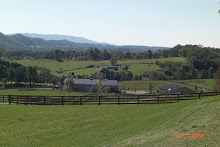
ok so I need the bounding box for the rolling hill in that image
[0,32,169,52]
[10,33,102,44]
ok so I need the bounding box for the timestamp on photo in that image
[175,133,205,138]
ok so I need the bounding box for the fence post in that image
[8,95,11,105]
[99,95,101,105]
[16,95,18,104]
[118,95,120,105]
[26,95,28,105]
[3,95,4,102]
[31,96,33,105]
[157,94,159,104]
[199,92,201,99]
[137,95,140,104]
[80,96,82,105]
[177,94,179,102]
[44,95,46,105]
[62,96,64,105]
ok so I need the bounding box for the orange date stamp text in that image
[175,133,205,138]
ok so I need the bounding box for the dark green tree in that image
[124,65,129,70]
[95,72,108,94]
[27,66,38,88]
[64,75,75,96]
[148,83,153,94]
[215,67,220,91]
[208,67,215,78]
[148,49,152,59]
[54,49,61,61]
[110,57,118,66]
[8,68,15,84]
[0,51,3,58]
[0,65,8,80]
[15,66,27,84]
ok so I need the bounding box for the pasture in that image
[118,80,202,93]
[173,79,216,91]
[0,89,89,96]
[0,95,219,146]
[118,80,174,92]
[10,57,186,76]
[187,79,216,90]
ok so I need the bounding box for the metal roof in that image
[72,78,118,86]
[160,84,183,91]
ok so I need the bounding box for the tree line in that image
[0,59,55,88]
[1,44,220,83]
[2,45,219,63]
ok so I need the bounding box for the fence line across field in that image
[1,92,219,105]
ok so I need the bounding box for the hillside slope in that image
[15,33,101,44]
[0,32,169,52]
[0,95,219,146]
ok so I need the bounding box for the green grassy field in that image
[128,64,161,76]
[0,95,219,146]
[187,79,216,90]
[118,80,174,92]
[118,80,202,93]
[0,89,89,96]
[172,79,216,91]
[10,57,186,76]
[118,57,186,65]
[118,79,216,93]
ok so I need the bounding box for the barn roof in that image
[72,78,118,86]
[160,84,183,91]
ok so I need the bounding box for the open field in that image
[118,80,174,92]
[0,89,89,96]
[118,79,216,93]
[118,57,186,64]
[128,64,161,76]
[118,80,201,93]
[9,57,186,76]
[187,79,216,90]
[173,79,216,91]
[0,95,219,146]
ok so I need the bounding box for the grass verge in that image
[0,95,219,146]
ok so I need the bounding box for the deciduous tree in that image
[110,57,118,66]
[215,67,220,91]
[64,75,75,96]
[148,83,153,94]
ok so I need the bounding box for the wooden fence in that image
[0,95,8,103]
[2,92,219,105]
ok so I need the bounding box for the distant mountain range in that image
[0,32,169,52]
[10,33,103,44]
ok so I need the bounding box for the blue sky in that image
[1,0,220,48]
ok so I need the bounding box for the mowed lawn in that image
[0,95,219,146]
[0,89,89,96]
[9,57,186,76]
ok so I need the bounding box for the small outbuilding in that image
[55,70,63,75]
[160,84,195,94]
[107,66,118,70]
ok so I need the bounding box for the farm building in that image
[160,84,195,94]
[65,78,118,93]
[107,66,118,70]
[55,70,63,75]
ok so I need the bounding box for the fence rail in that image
[0,95,8,102]
[2,92,219,105]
